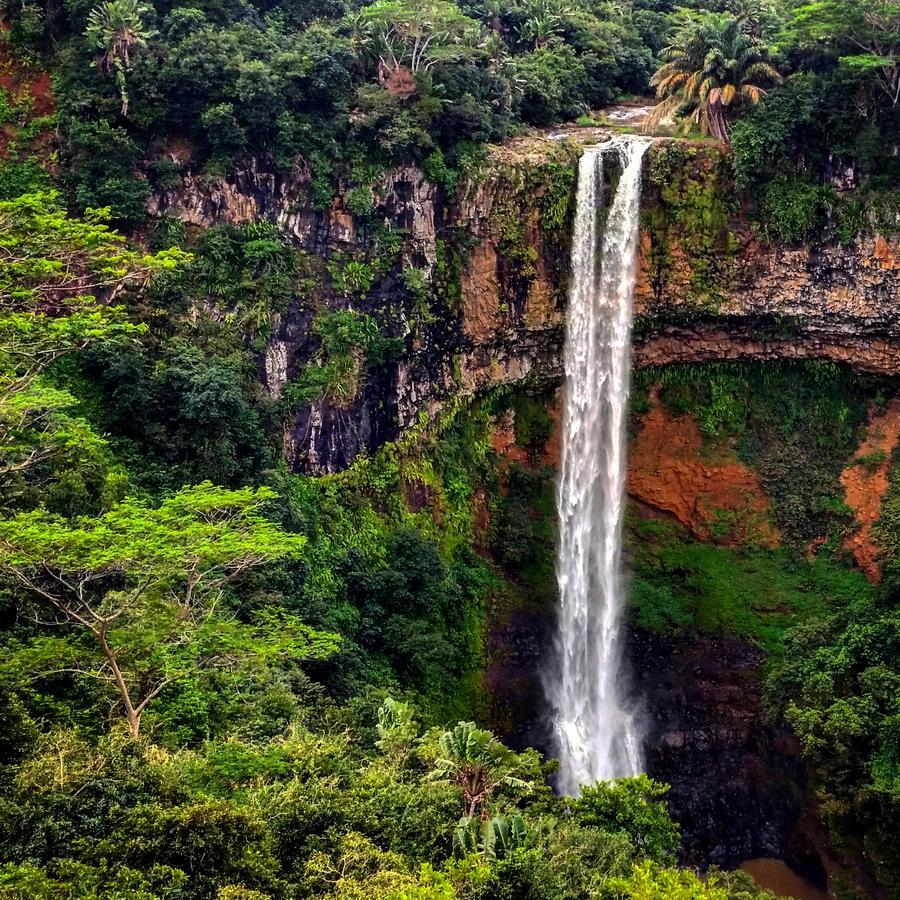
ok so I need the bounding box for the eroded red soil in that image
[626,394,780,547]
[839,399,900,581]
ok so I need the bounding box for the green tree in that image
[0,483,334,737]
[357,0,487,78]
[647,13,781,143]
[375,697,419,764]
[515,0,570,50]
[571,775,680,864]
[452,813,530,861]
[789,0,900,106]
[609,860,759,899]
[0,858,179,899]
[0,192,187,485]
[427,721,530,818]
[85,0,157,116]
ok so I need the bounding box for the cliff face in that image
[149,138,897,890]
[630,630,812,873]
[635,142,900,374]
[149,139,577,473]
[149,136,900,473]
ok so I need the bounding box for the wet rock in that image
[630,630,807,870]
[147,141,900,474]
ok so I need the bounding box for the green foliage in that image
[571,776,681,865]
[83,341,275,489]
[610,860,770,899]
[730,74,818,191]
[874,457,900,590]
[66,122,151,228]
[0,859,184,898]
[345,526,488,698]
[426,720,532,817]
[510,46,589,125]
[0,191,184,310]
[453,814,529,862]
[327,257,376,298]
[767,585,900,889]
[0,483,330,735]
[789,0,899,108]
[376,697,419,763]
[757,176,834,244]
[3,0,900,894]
[357,0,487,75]
[187,223,300,338]
[647,12,781,143]
[84,0,157,116]
[0,191,186,492]
[628,513,873,655]
[0,160,52,200]
[537,161,576,235]
[284,310,393,409]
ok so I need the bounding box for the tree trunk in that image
[708,100,730,145]
[126,708,141,738]
[97,628,141,737]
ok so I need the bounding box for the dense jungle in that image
[0,0,898,896]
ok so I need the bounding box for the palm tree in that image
[646,13,780,144]
[453,813,530,860]
[515,0,570,49]
[85,0,156,116]
[731,0,767,38]
[428,722,530,819]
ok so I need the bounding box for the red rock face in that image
[0,38,55,163]
[627,392,780,547]
[635,327,900,375]
[840,399,900,581]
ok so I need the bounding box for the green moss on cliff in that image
[471,140,579,309]
[642,141,738,311]
[628,514,871,657]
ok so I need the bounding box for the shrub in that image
[757,176,833,244]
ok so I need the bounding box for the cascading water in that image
[549,136,650,796]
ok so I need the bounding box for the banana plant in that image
[453,814,529,861]
[428,721,530,818]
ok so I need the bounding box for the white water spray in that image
[549,136,650,795]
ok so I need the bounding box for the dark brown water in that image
[741,859,828,900]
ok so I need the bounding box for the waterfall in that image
[549,136,650,796]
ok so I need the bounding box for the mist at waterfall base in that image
[546,137,650,797]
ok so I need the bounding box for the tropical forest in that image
[0,0,897,896]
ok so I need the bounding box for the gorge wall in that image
[149,135,900,475]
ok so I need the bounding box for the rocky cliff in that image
[149,138,577,473]
[149,135,900,474]
[634,142,900,375]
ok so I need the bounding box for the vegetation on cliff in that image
[0,211,779,895]
[631,361,900,895]
[0,0,897,895]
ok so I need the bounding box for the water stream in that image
[549,136,650,795]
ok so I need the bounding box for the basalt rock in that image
[630,629,817,875]
[148,139,577,473]
[148,138,900,473]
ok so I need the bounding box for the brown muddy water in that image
[741,858,829,900]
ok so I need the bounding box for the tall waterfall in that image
[549,136,650,796]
